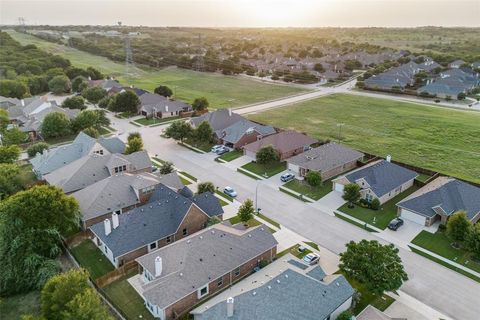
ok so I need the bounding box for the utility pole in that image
[337,123,345,140]
[18,17,26,33]
[194,33,205,72]
[119,21,135,77]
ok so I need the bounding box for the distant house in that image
[43,150,152,193]
[215,119,276,149]
[30,132,125,179]
[72,171,184,228]
[138,92,192,118]
[287,142,364,180]
[190,109,245,132]
[191,253,354,320]
[397,177,480,226]
[242,131,317,161]
[89,185,223,267]
[417,68,479,99]
[364,62,420,91]
[448,59,467,69]
[132,224,277,320]
[88,79,123,95]
[332,159,418,204]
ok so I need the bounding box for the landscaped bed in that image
[337,186,420,230]
[216,149,243,162]
[276,244,312,259]
[241,161,287,178]
[70,240,115,280]
[282,179,333,200]
[228,216,262,228]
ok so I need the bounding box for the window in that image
[183,228,188,236]
[234,267,240,277]
[217,277,223,287]
[198,285,209,298]
[115,210,121,215]
[115,165,128,173]
[166,236,171,243]
[150,242,157,250]
[94,149,104,155]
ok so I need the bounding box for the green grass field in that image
[7,31,307,109]
[248,94,480,183]
[0,291,40,320]
[282,179,333,200]
[241,161,287,178]
[70,240,115,280]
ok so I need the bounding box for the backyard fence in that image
[96,260,138,288]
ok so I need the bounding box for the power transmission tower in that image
[118,21,135,76]
[18,17,26,33]
[193,33,205,71]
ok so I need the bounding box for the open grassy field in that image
[0,291,40,320]
[6,30,307,109]
[248,94,480,184]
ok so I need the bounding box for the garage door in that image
[400,208,426,225]
[334,182,344,193]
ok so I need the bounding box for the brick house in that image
[215,119,276,149]
[89,185,223,267]
[132,224,277,320]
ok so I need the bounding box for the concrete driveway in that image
[310,191,346,215]
[384,220,439,243]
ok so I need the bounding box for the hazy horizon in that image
[1,0,479,28]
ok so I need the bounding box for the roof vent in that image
[276,280,280,284]
[180,272,183,277]
[267,286,271,290]
[285,274,288,278]
[248,234,252,238]
[260,228,264,231]
[187,240,191,244]
[252,291,256,296]
[200,236,203,239]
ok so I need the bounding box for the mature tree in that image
[159,161,174,175]
[125,137,143,154]
[342,183,361,208]
[27,76,49,95]
[237,199,255,223]
[256,145,279,164]
[2,127,27,145]
[305,171,321,187]
[27,142,49,157]
[446,211,471,244]
[127,132,141,142]
[0,80,28,98]
[48,75,71,94]
[457,92,466,100]
[154,85,173,97]
[81,86,107,105]
[370,198,380,210]
[0,186,80,294]
[62,96,86,110]
[313,63,325,73]
[62,287,113,320]
[72,109,109,132]
[86,67,104,80]
[339,240,408,295]
[344,59,362,71]
[97,96,113,109]
[65,67,88,80]
[164,120,193,143]
[0,109,10,131]
[192,97,209,111]
[0,164,23,200]
[466,223,480,260]
[82,127,100,138]
[45,68,66,81]
[108,90,139,113]
[0,145,21,163]
[194,121,214,142]
[197,182,215,194]
[41,112,71,138]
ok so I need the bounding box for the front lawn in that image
[183,137,214,153]
[70,240,115,280]
[117,111,137,118]
[257,213,281,229]
[412,231,480,274]
[228,216,262,228]
[338,186,420,230]
[0,290,40,320]
[134,116,180,126]
[178,171,197,182]
[103,272,154,320]
[283,179,333,200]
[44,133,77,146]
[276,244,312,259]
[217,149,243,162]
[241,161,287,178]
[416,174,432,183]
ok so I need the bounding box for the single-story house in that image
[133,224,277,320]
[215,119,276,149]
[140,100,192,119]
[242,130,317,161]
[90,185,223,267]
[287,142,364,180]
[88,79,123,95]
[190,109,245,132]
[396,177,480,226]
[191,253,354,320]
[72,171,184,228]
[332,159,418,204]
[30,132,125,179]
[448,60,466,69]
[417,68,479,99]
[43,150,152,193]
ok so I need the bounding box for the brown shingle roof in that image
[243,131,317,155]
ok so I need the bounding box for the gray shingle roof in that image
[192,255,353,320]
[89,185,223,258]
[344,160,418,198]
[397,178,480,220]
[215,119,276,144]
[190,109,245,132]
[243,131,317,156]
[141,99,191,115]
[287,142,364,172]
[136,224,277,309]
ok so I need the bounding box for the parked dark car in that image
[388,218,404,231]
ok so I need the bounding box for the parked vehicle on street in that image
[388,218,404,231]
[302,253,319,265]
[211,145,223,153]
[223,186,237,198]
[280,172,295,182]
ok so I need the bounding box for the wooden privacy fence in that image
[96,260,138,288]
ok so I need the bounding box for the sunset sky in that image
[1,0,479,27]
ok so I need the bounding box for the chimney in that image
[228,108,232,116]
[21,99,25,107]
[112,212,119,229]
[104,219,111,236]
[386,155,392,162]
[226,297,234,317]
[88,76,91,80]
[165,105,169,112]
[155,256,163,277]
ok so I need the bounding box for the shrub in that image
[370,198,380,210]
[256,145,279,164]
[197,182,215,194]
[27,142,49,157]
[258,260,269,269]
[305,171,321,187]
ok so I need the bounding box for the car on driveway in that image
[211,145,223,153]
[302,253,319,265]
[388,218,404,231]
[216,146,230,155]
[280,172,295,182]
[223,186,237,198]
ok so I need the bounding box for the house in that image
[72,171,184,228]
[396,177,480,226]
[89,185,223,267]
[215,119,276,149]
[88,79,123,95]
[30,132,125,179]
[242,130,317,161]
[417,68,479,99]
[132,224,277,320]
[287,142,364,180]
[191,253,354,320]
[332,159,418,204]
[448,59,466,69]
[364,62,420,91]
[190,109,245,132]
[357,306,399,320]
[43,150,152,193]
[140,100,192,119]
